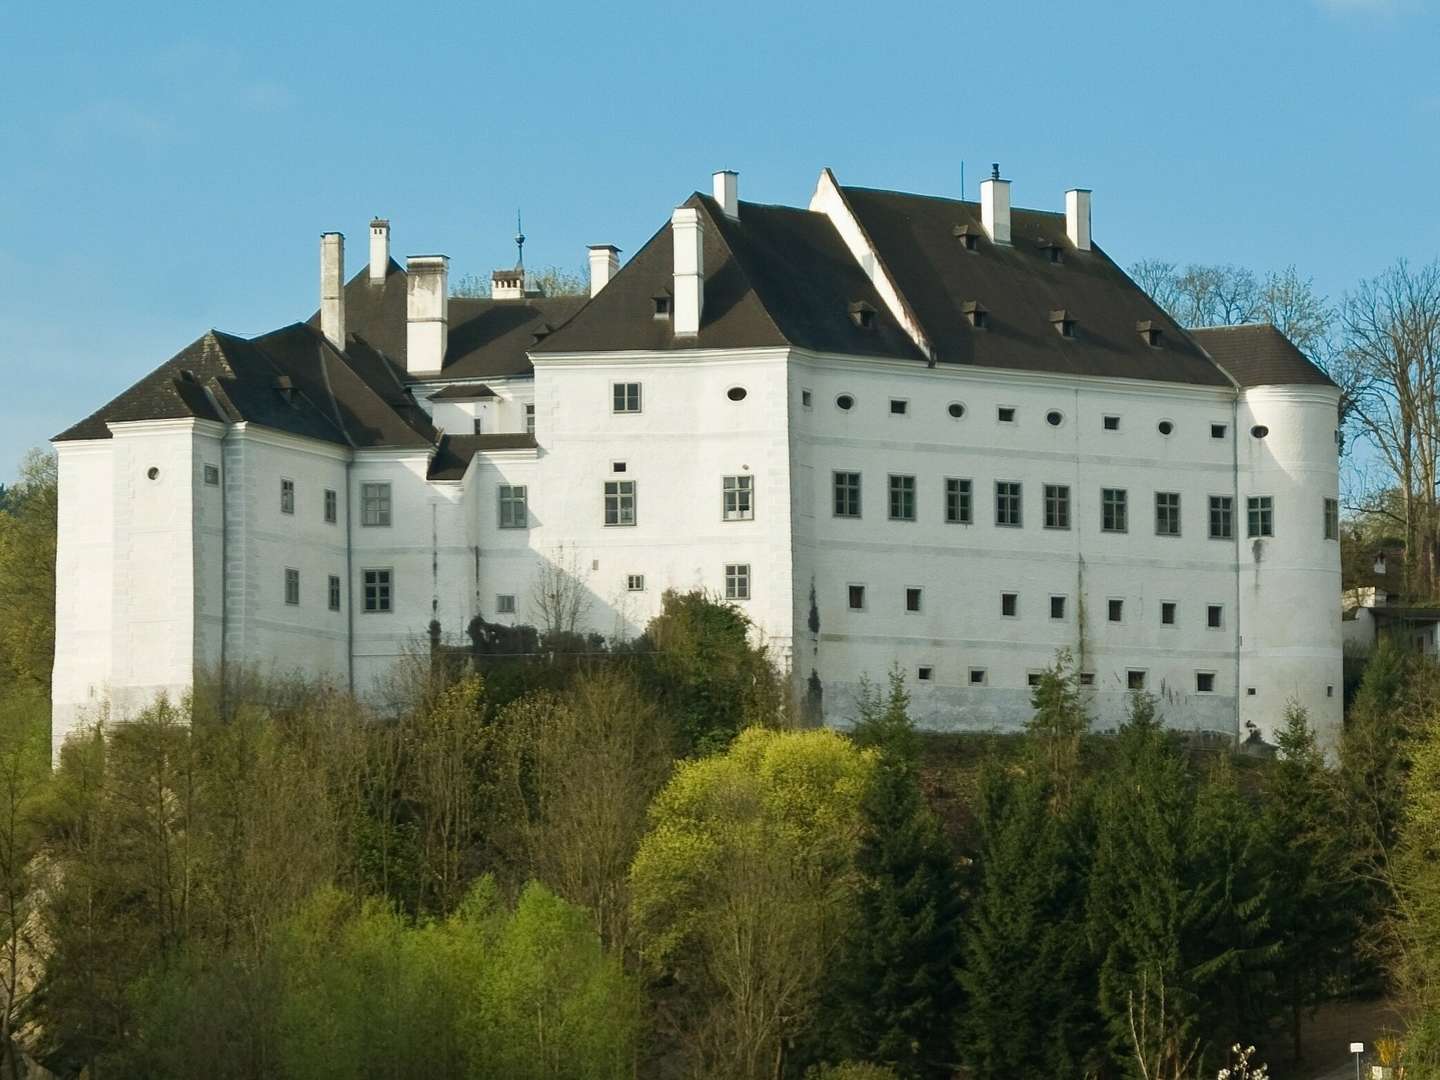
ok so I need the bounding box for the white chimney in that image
[1065,189,1092,252]
[588,245,620,297]
[369,218,390,283]
[672,207,704,335]
[320,232,345,348]
[980,164,1011,245]
[712,170,738,219]
[405,255,448,374]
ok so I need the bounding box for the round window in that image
[727,386,747,402]
[1158,420,1174,436]
[1251,425,1269,439]
[947,402,966,419]
[146,467,160,480]
[1046,410,1063,427]
[836,394,855,411]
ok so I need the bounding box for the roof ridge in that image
[840,183,1065,218]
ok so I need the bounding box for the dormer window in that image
[1136,320,1163,347]
[962,301,989,329]
[1037,239,1064,264]
[652,292,672,319]
[848,300,877,329]
[952,224,980,251]
[273,375,296,406]
[531,322,554,345]
[1048,309,1076,338]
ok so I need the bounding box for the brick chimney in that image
[405,255,448,374]
[320,232,345,348]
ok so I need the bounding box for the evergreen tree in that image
[1024,648,1088,808]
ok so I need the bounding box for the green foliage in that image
[0,449,57,692]
[1024,648,1089,805]
[1394,676,1440,1073]
[805,1064,899,1080]
[849,668,919,764]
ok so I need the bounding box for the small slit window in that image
[890,399,908,416]
[997,406,1016,423]
[1103,415,1120,432]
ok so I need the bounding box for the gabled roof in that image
[430,382,497,400]
[533,194,923,361]
[1187,324,1337,389]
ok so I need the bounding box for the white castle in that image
[50,167,1343,758]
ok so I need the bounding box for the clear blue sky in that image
[2,0,1437,481]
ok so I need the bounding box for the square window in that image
[1247,495,1274,538]
[1108,598,1124,623]
[1209,496,1234,540]
[1001,592,1018,618]
[363,568,393,613]
[1027,672,1044,688]
[848,584,866,611]
[1079,672,1096,687]
[525,403,536,435]
[284,568,299,606]
[1044,484,1070,529]
[906,587,922,613]
[324,488,338,524]
[1103,415,1121,431]
[801,388,813,409]
[498,484,528,528]
[1324,497,1339,541]
[1127,669,1147,691]
[496,593,517,614]
[1161,601,1176,625]
[1155,492,1181,536]
[328,574,341,611]
[1208,604,1224,629]
[723,475,755,521]
[612,382,642,413]
[833,471,862,518]
[890,399,909,416]
[280,478,295,515]
[997,406,1016,423]
[1050,595,1066,620]
[945,478,973,524]
[1247,686,1257,697]
[1211,423,1228,439]
[361,482,392,526]
[888,474,917,521]
[969,668,987,686]
[995,481,1022,527]
[203,464,220,486]
[604,480,637,526]
[1196,672,1216,693]
[725,563,751,600]
[1102,488,1128,532]
[917,665,933,682]
[627,574,645,592]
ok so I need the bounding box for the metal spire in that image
[515,210,525,269]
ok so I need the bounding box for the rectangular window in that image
[496,594,516,614]
[848,584,866,611]
[995,481,1022,527]
[284,568,299,606]
[1044,484,1071,529]
[801,388,813,409]
[997,406,1016,423]
[280,478,295,515]
[1209,496,1233,540]
[969,668,987,686]
[889,399,909,416]
[888,475,916,521]
[498,485,528,529]
[203,464,220,486]
[604,480,636,526]
[1102,488,1128,533]
[725,563,751,600]
[1103,415,1120,431]
[1208,604,1224,629]
[1079,672,1096,687]
[1001,592,1018,617]
[1196,672,1216,693]
[1211,423,1228,439]
[473,417,484,434]
[328,574,341,611]
[1050,595,1066,620]
[1027,672,1044,688]
[1108,598,1124,623]
[906,587,922,613]
[612,461,627,473]
[627,574,645,592]
[1324,497,1339,541]
[1161,601,1177,625]
[1247,496,1274,538]
[723,475,755,521]
[362,569,393,613]
[945,478,973,524]
[1155,492,1181,536]
[324,488,337,524]
[1127,670,1147,691]
[361,482,392,527]
[525,403,536,435]
[612,382,641,413]
[833,471,862,518]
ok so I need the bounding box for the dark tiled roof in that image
[427,433,538,480]
[835,185,1232,386]
[1188,324,1337,389]
[534,195,923,361]
[430,382,497,400]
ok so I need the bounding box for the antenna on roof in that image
[515,210,526,269]
[960,161,964,200]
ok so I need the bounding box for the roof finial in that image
[515,210,526,269]
[991,161,1000,180]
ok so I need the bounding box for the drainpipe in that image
[1232,393,1242,745]
[345,454,355,695]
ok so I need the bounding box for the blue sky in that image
[2,0,1437,481]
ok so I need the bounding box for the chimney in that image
[369,218,390,283]
[405,255,449,374]
[320,232,346,348]
[712,170,738,219]
[672,207,704,335]
[980,163,1011,245]
[588,245,620,297]
[1065,189,1092,251]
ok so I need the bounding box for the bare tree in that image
[451,264,588,299]
[530,546,594,644]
